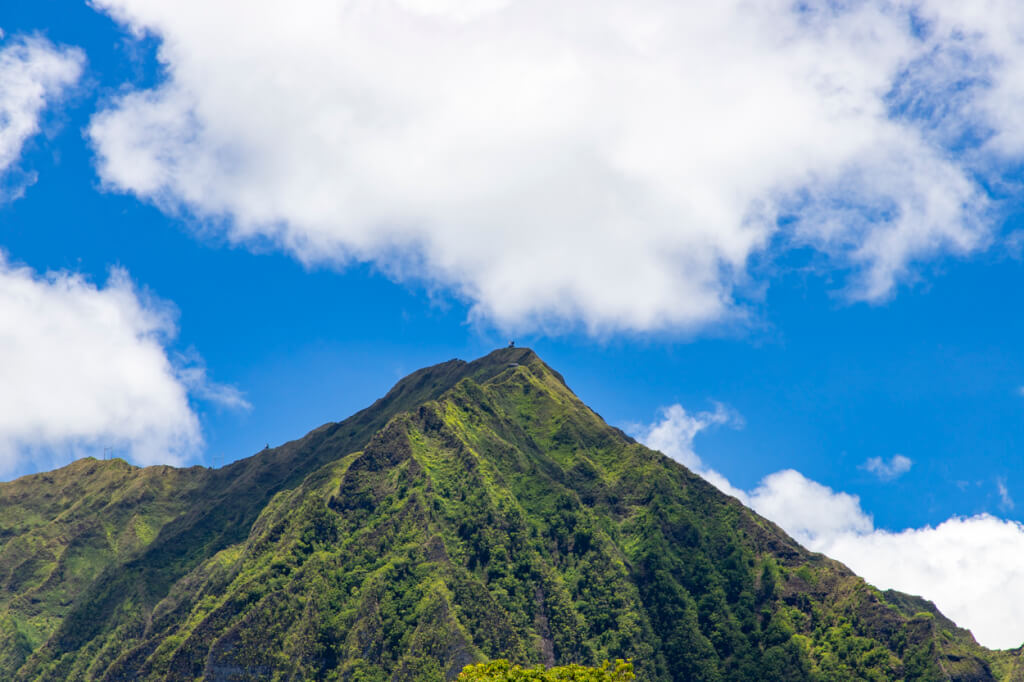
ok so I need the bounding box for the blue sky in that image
[5,0,1024,648]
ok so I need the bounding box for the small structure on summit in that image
[508,340,515,348]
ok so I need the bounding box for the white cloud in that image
[862,453,913,481]
[0,34,83,199]
[997,477,1015,511]
[632,403,748,501]
[632,403,732,471]
[83,0,1024,333]
[174,350,251,411]
[747,469,874,545]
[0,254,242,473]
[637,404,1024,650]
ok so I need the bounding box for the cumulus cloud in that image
[0,254,242,473]
[747,469,875,545]
[0,34,83,199]
[637,404,1024,650]
[83,0,1024,333]
[632,403,748,500]
[862,453,913,481]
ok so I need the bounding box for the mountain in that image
[1,348,1021,680]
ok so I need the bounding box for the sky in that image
[4,0,1024,649]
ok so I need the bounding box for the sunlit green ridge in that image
[1,349,1020,680]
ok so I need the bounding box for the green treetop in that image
[459,659,635,681]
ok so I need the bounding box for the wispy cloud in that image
[174,351,251,411]
[0,34,83,201]
[997,477,1015,512]
[862,454,913,481]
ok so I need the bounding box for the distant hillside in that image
[2,348,1021,680]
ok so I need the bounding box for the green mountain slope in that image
[3,348,1022,680]
[7,351,531,677]
[0,458,210,673]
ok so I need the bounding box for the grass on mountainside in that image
[0,458,211,672]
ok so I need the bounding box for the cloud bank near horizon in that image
[636,403,1024,650]
[85,0,1024,333]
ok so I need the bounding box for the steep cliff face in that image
[2,349,1016,680]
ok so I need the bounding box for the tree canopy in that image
[459,659,635,681]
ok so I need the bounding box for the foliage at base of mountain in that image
[2,348,1022,681]
[458,659,635,680]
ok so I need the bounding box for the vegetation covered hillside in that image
[0,459,209,673]
[2,348,1021,680]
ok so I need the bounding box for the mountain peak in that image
[351,346,560,432]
